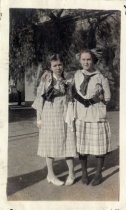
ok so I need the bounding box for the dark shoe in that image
[91,174,103,186]
[82,175,89,185]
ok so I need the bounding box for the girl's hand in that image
[94,89,104,102]
[99,94,104,101]
[37,120,41,129]
[37,111,42,128]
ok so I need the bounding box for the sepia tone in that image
[8,9,120,200]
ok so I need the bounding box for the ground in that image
[7,108,119,201]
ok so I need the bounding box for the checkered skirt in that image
[76,119,111,155]
[38,96,76,157]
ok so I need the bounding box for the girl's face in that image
[80,52,94,72]
[50,59,63,77]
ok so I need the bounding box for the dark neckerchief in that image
[80,73,96,96]
[42,76,67,102]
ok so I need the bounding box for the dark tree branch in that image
[57,9,64,18]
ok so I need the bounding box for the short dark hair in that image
[47,53,65,78]
[79,49,98,64]
[49,53,63,63]
[46,53,63,70]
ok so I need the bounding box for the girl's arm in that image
[32,79,45,128]
[72,84,101,107]
[71,71,102,107]
[32,79,45,112]
[102,77,111,104]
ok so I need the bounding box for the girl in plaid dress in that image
[72,49,111,186]
[32,54,76,186]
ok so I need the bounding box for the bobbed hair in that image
[47,53,65,78]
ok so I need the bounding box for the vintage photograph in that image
[7,8,120,201]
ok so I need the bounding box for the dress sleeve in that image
[32,79,45,113]
[102,76,111,102]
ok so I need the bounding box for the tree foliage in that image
[9,9,120,110]
[9,9,38,80]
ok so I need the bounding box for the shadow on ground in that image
[58,147,119,184]
[9,108,36,122]
[7,147,119,196]
[7,167,47,196]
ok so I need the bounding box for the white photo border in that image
[0,0,126,209]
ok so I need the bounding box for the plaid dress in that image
[32,73,76,158]
[74,69,111,155]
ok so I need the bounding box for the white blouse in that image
[66,69,111,125]
[74,69,111,122]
